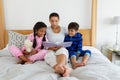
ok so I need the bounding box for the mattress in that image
[0,46,120,80]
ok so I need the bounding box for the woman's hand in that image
[48,46,62,51]
[57,46,63,50]
[48,47,58,51]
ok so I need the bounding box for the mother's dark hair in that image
[49,12,59,20]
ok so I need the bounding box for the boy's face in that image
[68,29,77,37]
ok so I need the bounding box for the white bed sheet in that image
[0,46,120,80]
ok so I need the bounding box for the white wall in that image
[3,0,91,30]
[97,0,120,50]
[3,0,120,51]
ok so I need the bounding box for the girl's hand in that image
[23,50,30,55]
[31,49,38,54]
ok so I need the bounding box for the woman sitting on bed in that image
[44,12,71,77]
[9,22,48,64]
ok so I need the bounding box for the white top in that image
[46,27,67,44]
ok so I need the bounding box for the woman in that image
[45,12,71,77]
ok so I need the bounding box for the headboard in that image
[4,29,91,46]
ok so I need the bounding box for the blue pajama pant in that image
[69,50,91,58]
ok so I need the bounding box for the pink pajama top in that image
[21,33,47,52]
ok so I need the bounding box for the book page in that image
[58,42,72,47]
[43,42,72,48]
[43,42,57,48]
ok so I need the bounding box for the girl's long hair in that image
[33,22,47,49]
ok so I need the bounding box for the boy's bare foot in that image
[63,66,72,77]
[73,62,86,69]
[78,62,86,66]
[72,63,79,69]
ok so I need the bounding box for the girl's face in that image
[68,29,77,37]
[36,27,46,37]
[49,17,59,28]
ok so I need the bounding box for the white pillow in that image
[8,31,28,49]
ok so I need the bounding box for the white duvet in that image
[0,46,120,80]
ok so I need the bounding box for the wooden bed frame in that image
[0,0,97,49]
[4,29,91,47]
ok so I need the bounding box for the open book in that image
[43,42,72,48]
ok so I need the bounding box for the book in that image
[43,42,72,48]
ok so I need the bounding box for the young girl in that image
[45,12,71,77]
[9,22,48,64]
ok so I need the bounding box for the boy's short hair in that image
[68,22,79,31]
[49,12,59,19]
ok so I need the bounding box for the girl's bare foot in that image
[25,61,33,64]
[63,66,72,77]
[17,61,25,64]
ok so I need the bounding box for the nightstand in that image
[101,45,120,66]
[101,45,113,58]
[108,50,120,66]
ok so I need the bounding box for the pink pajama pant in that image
[9,45,47,62]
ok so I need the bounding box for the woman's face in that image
[49,17,59,28]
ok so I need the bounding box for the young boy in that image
[64,22,91,69]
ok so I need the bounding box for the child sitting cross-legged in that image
[64,22,91,69]
[9,22,48,64]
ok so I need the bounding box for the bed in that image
[0,30,120,80]
[0,45,120,80]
